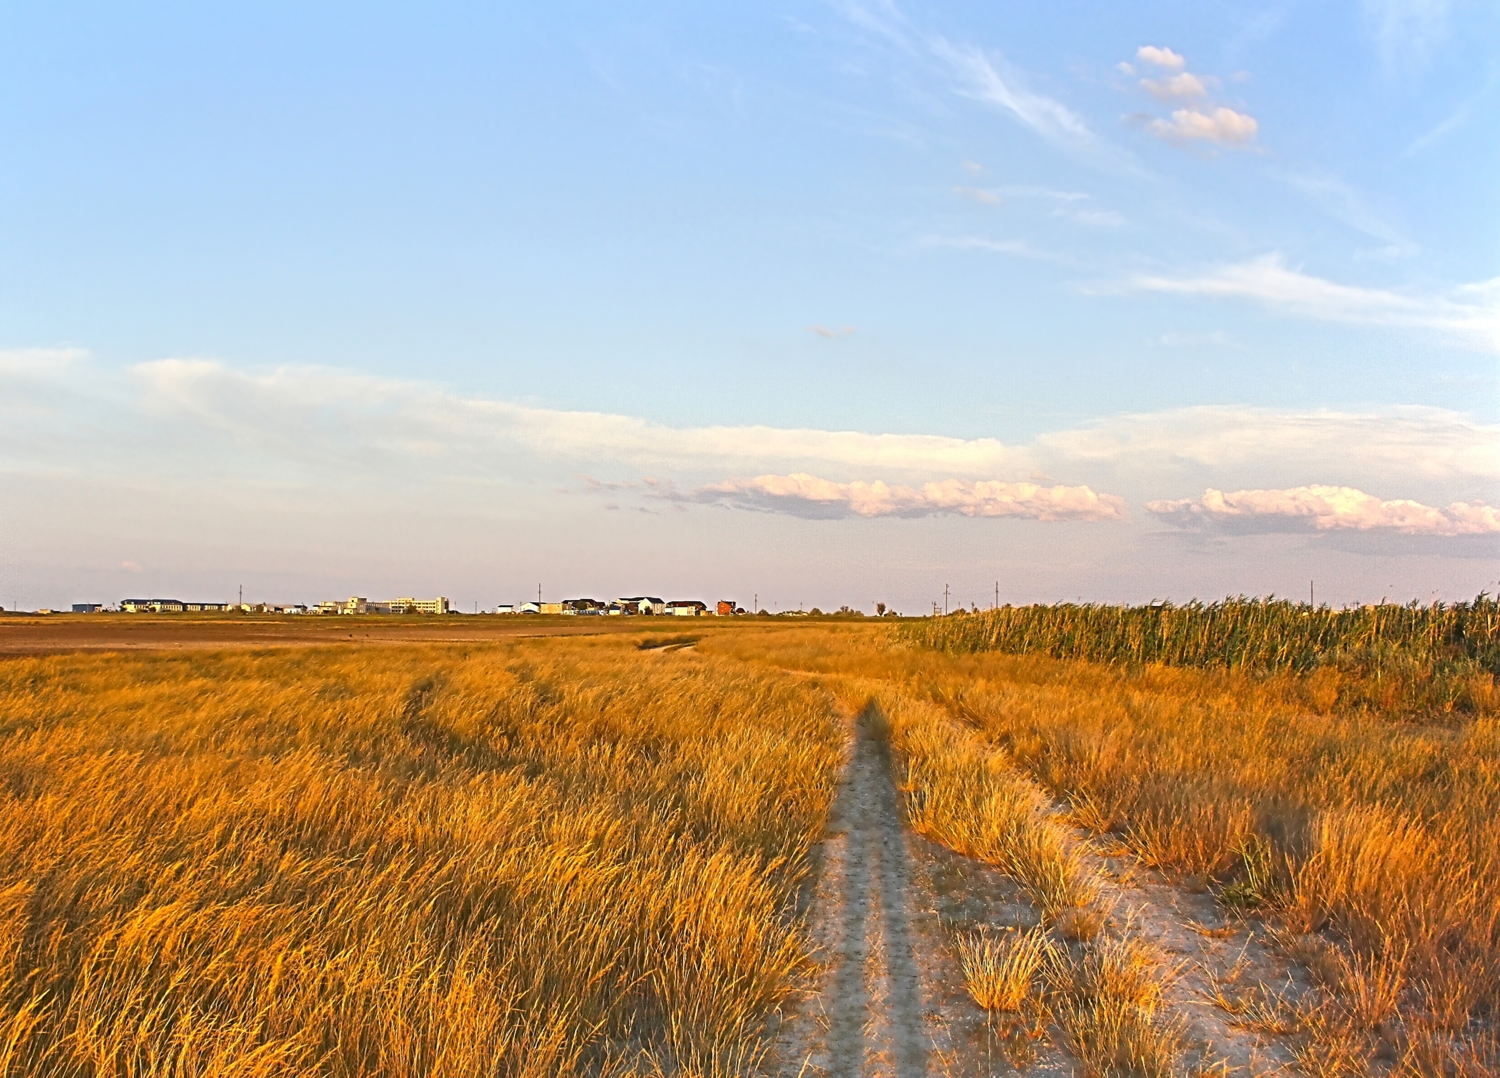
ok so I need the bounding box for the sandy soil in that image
[1083,839,1307,1076]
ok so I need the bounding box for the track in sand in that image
[771,702,1305,1077]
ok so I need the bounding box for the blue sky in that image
[2,0,1497,612]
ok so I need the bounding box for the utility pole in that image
[1310,580,1314,608]
[753,592,757,614]
[994,581,999,610]
[239,584,243,607]
[943,583,950,615]
[538,583,542,604]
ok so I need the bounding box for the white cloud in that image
[926,235,1071,263]
[1136,46,1186,71]
[129,359,1028,477]
[931,38,1097,152]
[1273,170,1410,248]
[1118,254,1500,351]
[1148,485,1499,536]
[954,185,1003,205]
[1149,106,1258,146]
[7,357,1494,524]
[1057,207,1126,228]
[1141,73,1209,100]
[695,473,1127,521]
[1039,405,1500,482]
[808,325,857,338]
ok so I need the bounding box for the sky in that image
[2,0,1498,613]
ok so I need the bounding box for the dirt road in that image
[773,708,1075,1078]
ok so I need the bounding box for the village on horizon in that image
[30,595,904,617]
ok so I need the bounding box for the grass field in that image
[0,635,841,1076]
[1,615,1495,1076]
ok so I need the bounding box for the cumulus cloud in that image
[694,473,1127,521]
[1148,485,1500,537]
[1149,106,1258,146]
[1141,72,1209,100]
[1118,254,1500,351]
[1136,46,1186,71]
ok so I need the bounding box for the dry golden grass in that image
[957,926,1055,1013]
[0,635,843,1076]
[6,616,1494,1076]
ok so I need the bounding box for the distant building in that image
[538,602,564,615]
[121,599,185,613]
[518,602,541,614]
[716,600,738,616]
[495,604,515,614]
[618,596,665,615]
[315,596,449,615]
[665,600,708,616]
[562,598,605,615]
[72,603,103,613]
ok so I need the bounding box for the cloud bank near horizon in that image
[5,351,1496,495]
[1148,485,1500,537]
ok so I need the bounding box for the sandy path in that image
[772,707,930,1076]
[771,708,1078,1078]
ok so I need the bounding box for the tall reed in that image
[904,597,1500,716]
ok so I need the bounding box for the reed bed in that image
[0,637,843,1077]
[904,598,1500,717]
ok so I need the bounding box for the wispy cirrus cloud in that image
[1363,0,1451,73]
[924,235,1072,264]
[1114,254,1500,351]
[1148,485,1499,536]
[1272,170,1414,254]
[693,473,1127,521]
[931,38,1097,153]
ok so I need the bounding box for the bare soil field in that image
[0,613,715,654]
